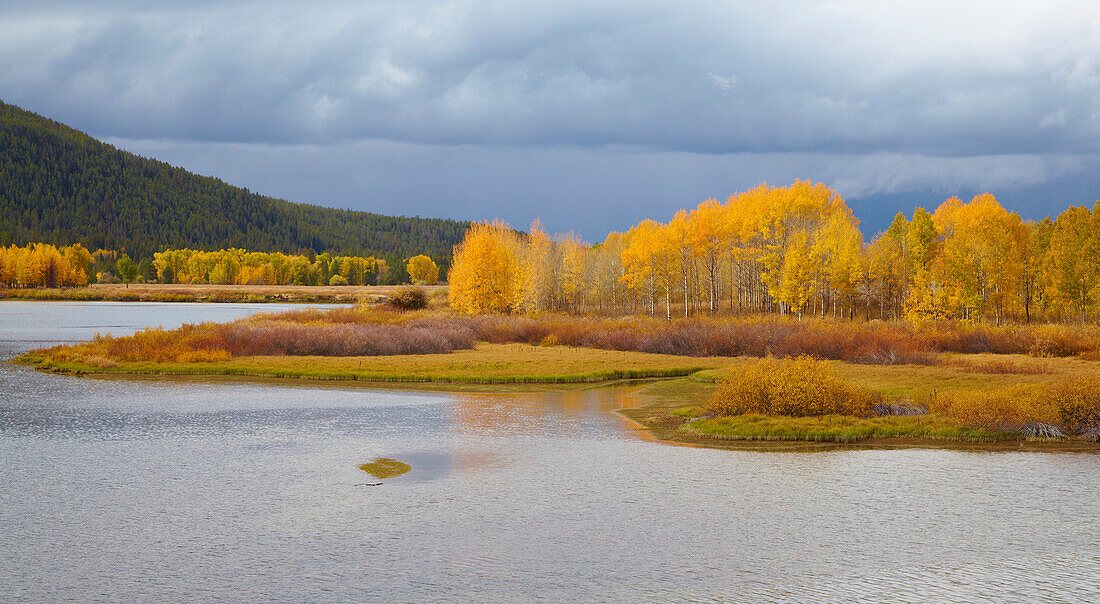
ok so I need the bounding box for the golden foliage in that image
[406,255,440,285]
[152,248,387,286]
[0,243,93,287]
[448,220,522,313]
[444,182,1100,325]
[705,356,878,417]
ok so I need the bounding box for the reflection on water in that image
[2,302,1099,602]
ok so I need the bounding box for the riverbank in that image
[617,370,1100,451]
[16,341,1100,450]
[0,283,447,304]
[11,302,1100,450]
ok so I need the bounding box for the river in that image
[1,301,1098,602]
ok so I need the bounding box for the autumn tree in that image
[407,255,440,285]
[448,220,521,314]
[1043,205,1100,322]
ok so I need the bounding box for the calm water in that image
[1,301,1098,602]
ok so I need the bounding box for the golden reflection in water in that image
[451,392,550,437]
[559,390,584,419]
[450,383,655,441]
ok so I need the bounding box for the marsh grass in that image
[939,357,1051,375]
[26,303,1100,374]
[681,414,1011,443]
[23,343,730,384]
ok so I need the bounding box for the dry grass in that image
[253,309,1100,361]
[40,305,1100,368]
[691,354,1090,401]
[682,414,1008,443]
[22,343,731,384]
[938,357,1052,375]
[930,384,1058,431]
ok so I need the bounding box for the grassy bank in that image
[0,283,447,304]
[18,343,729,384]
[618,354,1100,450]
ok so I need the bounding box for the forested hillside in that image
[0,101,469,282]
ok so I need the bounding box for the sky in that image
[3,0,1100,240]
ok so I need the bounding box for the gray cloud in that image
[4,1,1100,154]
[105,137,1100,240]
[5,1,1100,236]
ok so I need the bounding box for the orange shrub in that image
[705,356,878,418]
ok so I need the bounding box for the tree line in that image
[449,181,1100,323]
[0,100,467,283]
[0,243,94,288]
[1,242,447,288]
[152,249,388,286]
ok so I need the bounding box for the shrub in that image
[1050,379,1100,435]
[930,384,1058,431]
[214,321,474,356]
[931,379,1100,436]
[705,356,878,418]
[388,286,428,311]
[329,274,348,286]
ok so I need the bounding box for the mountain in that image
[0,101,470,282]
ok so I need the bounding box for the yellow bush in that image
[930,384,1058,430]
[705,356,877,418]
[1050,379,1100,434]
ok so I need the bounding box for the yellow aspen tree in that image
[689,198,728,314]
[449,220,521,314]
[406,255,440,284]
[559,232,587,313]
[1043,205,1100,322]
[776,232,815,319]
[668,210,694,317]
[621,220,661,316]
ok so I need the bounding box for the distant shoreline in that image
[0,283,447,304]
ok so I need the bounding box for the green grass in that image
[680,413,1013,443]
[19,343,731,385]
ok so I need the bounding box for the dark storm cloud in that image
[6,1,1100,154]
[4,1,1100,237]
